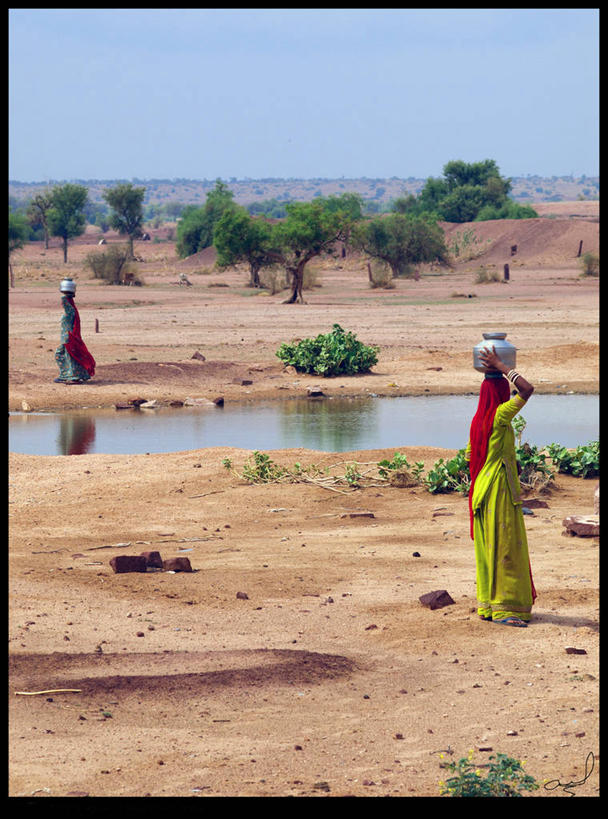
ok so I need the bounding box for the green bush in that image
[84,244,142,285]
[439,750,539,797]
[579,252,599,276]
[276,324,379,377]
[546,441,599,478]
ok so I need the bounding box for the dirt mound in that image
[443,217,599,268]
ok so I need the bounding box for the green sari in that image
[465,393,535,622]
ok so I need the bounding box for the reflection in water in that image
[9,394,599,456]
[58,415,96,455]
[279,397,376,451]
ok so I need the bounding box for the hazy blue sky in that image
[9,8,599,182]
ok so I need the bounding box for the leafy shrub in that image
[579,252,599,276]
[422,449,471,494]
[546,441,599,478]
[276,324,379,377]
[516,443,554,490]
[84,244,142,285]
[439,750,538,797]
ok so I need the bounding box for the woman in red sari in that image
[54,279,96,384]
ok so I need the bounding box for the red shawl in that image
[468,375,511,540]
[64,297,96,377]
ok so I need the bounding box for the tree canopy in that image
[176,179,236,258]
[47,183,88,263]
[351,213,450,278]
[102,182,145,258]
[392,159,536,223]
[214,206,278,287]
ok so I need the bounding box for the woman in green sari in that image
[465,345,536,628]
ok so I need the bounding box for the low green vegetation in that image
[439,750,539,797]
[276,324,379,377]
[222,439,598,495]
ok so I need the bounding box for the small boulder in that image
[562,515,599,537]
[419,590,455,610]
[109,555,147,574]
[162,556,192,573]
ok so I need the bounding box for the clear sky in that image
[9,8,599,183]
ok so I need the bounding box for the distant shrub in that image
[579,252,599,277]
[474,265,500,283]
[84,244,143,285]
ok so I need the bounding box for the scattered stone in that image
[140,550,163,569]
[114,403,133,410]
[412,551,421,557]
[432,510,454,517]
[162,557,192,573]
[340,511,375,519]
[109,555,147,574]
[169,400,184,407]
[212,396,224,406]
[307,387,325,397]
[139,400,158,409]
[191,351,206,361]
[419,590,455,610]
[233,378,253,386]
[21,400,32,412]
[478,747,493,752]
[365,624,378,630]
[128,397,148,407]
[313,781,330,792]
[184,397,215,407]
[565,646,588,655]
[506,730,518,736]
[236,591,249,600]
[562,515,599,537]
[522,507,535,515]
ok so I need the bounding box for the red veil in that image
[64,297,96,377]
[468,376,511,540]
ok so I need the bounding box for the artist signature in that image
[544,751,595,796]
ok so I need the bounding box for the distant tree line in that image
[8,159,540,291]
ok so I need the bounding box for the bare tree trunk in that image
[9,258,14,288]
[63,237,68,263]
[283,262,306,303]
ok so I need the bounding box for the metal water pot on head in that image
[60,277,76,295]
[473,332,517,378]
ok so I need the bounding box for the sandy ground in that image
[9,207,599,798]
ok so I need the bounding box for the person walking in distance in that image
[54,278,96,384]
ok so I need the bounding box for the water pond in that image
[9,394,598,457]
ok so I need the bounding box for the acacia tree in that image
[26,191,53,249]
[273,197,361,303]
[351,213,450,279]
[47,183,88,263]
[102,182,145,259]
[214,206,278,287]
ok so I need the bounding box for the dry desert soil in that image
[9,201,599,798]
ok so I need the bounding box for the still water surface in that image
[9,394,598,456]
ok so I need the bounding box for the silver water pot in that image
[473,332,517,375]
[60,277,76,295]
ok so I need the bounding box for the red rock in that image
[109,555,147,573]
[162,557,193,572]
[562,515,599,537]
[419,590,455,610]
[140,550,163,569]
